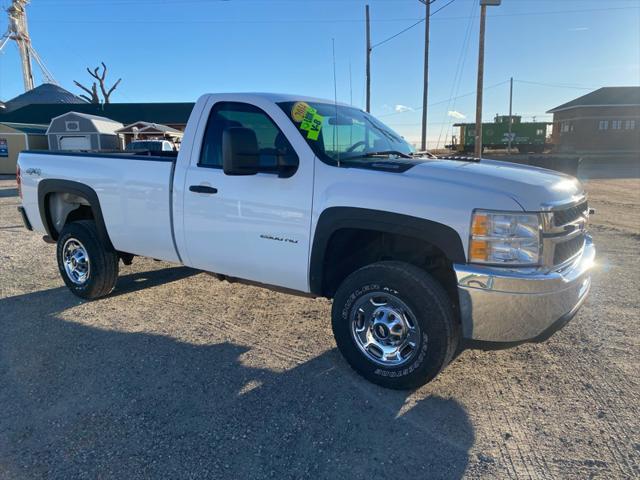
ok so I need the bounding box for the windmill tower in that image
[0,0,56,92]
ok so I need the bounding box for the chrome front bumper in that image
[454,235,595,344]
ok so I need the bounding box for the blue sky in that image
[0,0,639,147]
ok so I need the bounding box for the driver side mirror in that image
[222,127,260,176]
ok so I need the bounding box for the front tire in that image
[56,220,119,299]
[331,261,459,389]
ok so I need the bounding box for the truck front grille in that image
[553,234,586,265]
[541,199,589,268]
[553,201,588,227]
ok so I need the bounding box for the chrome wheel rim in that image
[349,291,422,367]
[62,238,90,285]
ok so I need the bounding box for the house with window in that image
[547,87,639,154]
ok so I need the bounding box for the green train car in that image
[451,115,550,153]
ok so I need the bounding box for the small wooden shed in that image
[0,122,48,174]
[47,112,124,152]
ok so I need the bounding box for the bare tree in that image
[74,62,122,104]
[73,80,100,104]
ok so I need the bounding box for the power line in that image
[435,0,476,149]
[29,17,425,25]
[434,4,638,21]
[377,79,510,117]
[27,5,639,24]
[378,77,604,120]
[514,79,598,90]
[431,0,456,17]
[387,120,467,126]
[370,0,456,50]
[370,17,425,50]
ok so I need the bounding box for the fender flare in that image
[38,179,114,251]
[309,207,466,295]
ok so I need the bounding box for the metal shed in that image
[0,122,48,174]
[47,112,124,152]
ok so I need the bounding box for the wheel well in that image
[321,228,459,306]
[38,180,115,251]
[46,192,94,238]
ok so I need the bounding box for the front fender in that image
[309,207,465,295]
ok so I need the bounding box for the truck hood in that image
[407,158,585,211]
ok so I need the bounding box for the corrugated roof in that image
[547,87,640,113]
[0,102,195,125]
[48,111,124,135]
[2,83,86,113]
[53,111,124,124]
[0,122,49,134]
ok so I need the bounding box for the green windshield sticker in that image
[300,110,323,140]
[292,101,323,140]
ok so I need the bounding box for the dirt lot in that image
[0,166,638,479]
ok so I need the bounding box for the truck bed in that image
[18,150,181,263]
[24,150,178,161]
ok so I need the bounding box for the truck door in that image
[180,100,314,292]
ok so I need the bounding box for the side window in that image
[199,102,299,171]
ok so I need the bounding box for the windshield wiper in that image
[345,150,412,160]
[411,151,437,159]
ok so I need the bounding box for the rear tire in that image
[331,261,459,390]
[56,220,119,299]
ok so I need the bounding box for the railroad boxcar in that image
[451,115,550,153]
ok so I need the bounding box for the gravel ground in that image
[0,167,638,479]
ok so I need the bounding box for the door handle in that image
[189,185,218,194]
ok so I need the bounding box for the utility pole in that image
[474,0,500,157]
[420,0,431,152]
[507,76,513,153]
[365,4,371,113]
[474,3,487,157]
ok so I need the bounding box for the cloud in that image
[447,110,466,120]
[568,27,589,32]
[394,104,413,113]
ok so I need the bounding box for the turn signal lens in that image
[470,239,489,262]
[471,213,489,236]
[468,210,541,265]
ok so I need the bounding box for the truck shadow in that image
[111,265,199,297]
[0,270,475,479]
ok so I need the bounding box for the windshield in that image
[278,101,414,165]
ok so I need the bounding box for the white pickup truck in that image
[17,93,595,389]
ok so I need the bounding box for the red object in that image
[16,164,22,199]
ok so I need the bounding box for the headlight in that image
[469,210,541,265]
